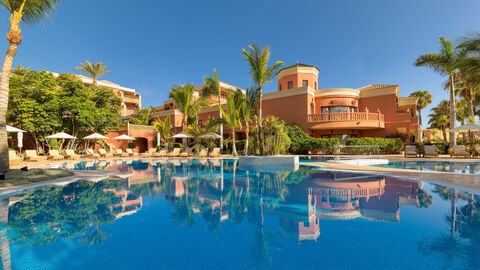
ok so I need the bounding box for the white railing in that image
[308,112,384,123]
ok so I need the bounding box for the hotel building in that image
[150,63,419,145]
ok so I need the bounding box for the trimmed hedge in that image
[286,125,340,154]
[345,137,404,154]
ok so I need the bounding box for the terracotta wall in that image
[278,73,318,91]
[263,92,314,131]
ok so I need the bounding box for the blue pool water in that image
[373,160,480,175]
[1,159,479,269]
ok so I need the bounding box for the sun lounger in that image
[197,148,208,157]
[140,148,157,157]
[48,150,64,160]
[209,147,221,157]
[450,145,470,158]
[114,149,129,157]
[9,150,23,164]
[86,149,96,157]
[126,148,139,157]
[404,145,417,158]
[65,149,81,159]
[423,145,438,158]
[98,148,114,158]
[167,148,181,157]
[473,145,480,158]
[179,148,194,157]
[24,150,47,162]
[153,148,168,157]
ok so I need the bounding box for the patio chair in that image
[140,148,157,157]
[98,148,114,158]
[209,147,221,157]
[197,148,208,158]
[153,148,168,157]
[167,148,181,157]
[473,145,480,158]
[48,150,65,160]
[65,149,81,160]
[404,145,417,158]
[179,148,194,157]
[450,145,470,158]
[114,149,129,157]
[125,148,139,157]
[9,150,23,164]
[423,145,438,158]
[24,150,47,162]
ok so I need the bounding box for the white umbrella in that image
[450,123,480,132]
[112,134,136,140]
[6,125,25,133]
[83,133,109,139]
[199,132,222,139]
[172,132,193,138]
[46,132,76,139]
[157,132,161,147]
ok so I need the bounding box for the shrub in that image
[128,142,136,149]
[385,132,409,143]
[250,116,291,155]
[286,125,340,154]
[47,139,61,150]
[345,137,404,154]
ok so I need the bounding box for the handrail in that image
[308,112,384,123]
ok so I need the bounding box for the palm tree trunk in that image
[467,92,474,122]
[258,86,264,155]
[449,75,457,146]
[0,42,19,172]
[244,124,249,156]
[232,128,237,156]
[442,128,447,144]
[418,109,422,126]
[218,95,223,151]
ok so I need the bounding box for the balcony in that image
[123,95,140,104]
[307,111,385,130]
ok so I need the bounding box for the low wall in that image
[239,156,299,172]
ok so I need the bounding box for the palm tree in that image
[415,37,462,145]
[240,87,259,156]
[409,90,432,126]
[210,89,243,156]
[428,100,450,142]
[168,83,209,131]
[153,116,172,148]
[0,0,62,172]
[242,43,283,154]
[202,69,224,150]
[76,61,110,86]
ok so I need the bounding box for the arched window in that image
[310,103,314,114]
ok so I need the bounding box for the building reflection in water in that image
[4,159,479,268]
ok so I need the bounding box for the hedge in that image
[345,137,404,154]
[286,125,340,154]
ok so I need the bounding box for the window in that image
[321,106,357,113]
[310,103,314,114]
[279,85,282,91]
[302,80,308,87]
[287,81,293,89]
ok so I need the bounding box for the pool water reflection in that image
[1,159,480,269]
[373,160,480,174]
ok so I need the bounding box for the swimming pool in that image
[2,159,479,269]
[372,160,480,175]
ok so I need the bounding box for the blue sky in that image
[1,0,479,124]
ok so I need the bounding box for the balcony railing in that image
[307,111,384,123]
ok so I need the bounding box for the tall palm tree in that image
[169,83,209,131]
[0,0,62,172]
[240,87,259,156]
[415,37,462,145]
[202,69,224,150]
[242,43,283,155]
[428,100,450,142]
[409,90,432,126]
[210,89,243,156]
[76,60,110,85]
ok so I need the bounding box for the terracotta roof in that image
[358,84,398,91]
[276,63,320,74]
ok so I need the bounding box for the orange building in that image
[52,72,141,117]
[150,63,419,146]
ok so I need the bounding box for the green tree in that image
[415,37,462,145]
[169,83,209,131]
[240,87,259,156]
[76,60,110,86]
[428,100,450,143]
[202,69,224,150]
[242,43,283,155]
[210,90,243,156]
[129,107,154,125]
[153,116,172,148]
[409,90,432,126]
[0,0,62,171]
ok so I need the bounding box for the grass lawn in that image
[2,168,74,187]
